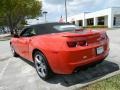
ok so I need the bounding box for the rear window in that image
[53,25,80,31]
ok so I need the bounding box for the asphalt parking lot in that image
[0,29,120,90]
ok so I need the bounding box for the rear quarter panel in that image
[29,35,67,72]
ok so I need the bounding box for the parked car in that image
[10,23,109,80]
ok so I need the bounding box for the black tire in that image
[10,45,19,57]
[34,51,53,80]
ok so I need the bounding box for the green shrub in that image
[83,25,108,28]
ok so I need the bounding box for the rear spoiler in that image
[63,32,100,37]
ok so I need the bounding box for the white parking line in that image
[0,58,10,80]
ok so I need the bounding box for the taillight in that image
[100,35,105,40]
[78,41,87,46]
[67,41,77,47]
[67,40,87,47]
[100,33,108,40]
[105,33,108,39]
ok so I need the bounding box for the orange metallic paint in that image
[11,30,109,74]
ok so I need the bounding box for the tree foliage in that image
[0,0,42,35]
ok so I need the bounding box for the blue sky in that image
[28,0,120,24]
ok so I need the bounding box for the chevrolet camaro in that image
[10,23,109,80]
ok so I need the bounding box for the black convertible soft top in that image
[20,22,75,36]
[28,22,72,28]
[26,22,73,34]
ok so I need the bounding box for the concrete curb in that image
[0,39,11,41]
[0,56,12,61]
[73,70,120,89]
[0,34,11,41]
[0,34,10,37]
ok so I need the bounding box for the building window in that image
[87,18,94,26]
[114,17,116,26]
[72,21,75,25]
[98,17,105,25]
[78,20,83,26]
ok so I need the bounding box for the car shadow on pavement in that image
[47,60,119,87]
[19,57,35,68]
[20,57,119,87]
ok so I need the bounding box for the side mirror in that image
[13,34,19,38]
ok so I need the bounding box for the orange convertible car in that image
[10,23,109,80]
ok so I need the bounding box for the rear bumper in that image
[56,49,109,74]
[46,41,109,74]
[68,50,109,73]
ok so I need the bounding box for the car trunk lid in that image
[62,30,102,46]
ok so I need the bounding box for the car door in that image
[17,27,36,59]
[11,36,19,53]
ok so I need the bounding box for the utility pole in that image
[65,0,68,23]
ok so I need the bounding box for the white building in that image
[68,7,120,28]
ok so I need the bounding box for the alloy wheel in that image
[34,54,47,78]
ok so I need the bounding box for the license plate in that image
[96,46,104,55]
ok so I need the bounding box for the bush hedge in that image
[83,25,108,28]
